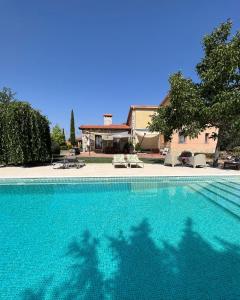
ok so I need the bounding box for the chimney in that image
[103,114,112,125]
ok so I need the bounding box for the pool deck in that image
[0,164,239,178]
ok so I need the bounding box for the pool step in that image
[206,182,240,206]
[220,180,240,192]
[190,183,240,220]
[196,182,240,210]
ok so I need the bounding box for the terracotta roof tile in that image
[79,124,130,130]
[130,105,159,109]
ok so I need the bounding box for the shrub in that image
[0,99,51,165]
[179,151,192,157]
[67,143,72,150]
[232,146,240,157]
[135,143,142,152]
[60,145,68,151]
[51,125,65,146]
[51,141,60,155]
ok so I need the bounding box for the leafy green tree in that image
[70,109,76,146]
[0,87,16,104]
[220,125,240,150]
[51,125,65,146]
[0,88,51,165]
[149,20,240,166]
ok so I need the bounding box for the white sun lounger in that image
[126,154,144,168]
[112,154,128,168]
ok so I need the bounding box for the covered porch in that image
[133,130,161,152]
[83,131,132,154]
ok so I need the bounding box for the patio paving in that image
[0,163,239,178]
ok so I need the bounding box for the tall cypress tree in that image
[62,128,66,144]
[70,109,76,146]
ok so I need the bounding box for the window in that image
[178,132,186,144]
[95,135,102,149]
[205,133,209,144]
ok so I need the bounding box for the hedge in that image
[0,101,51,165]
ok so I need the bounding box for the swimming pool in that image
[0,176,240,299]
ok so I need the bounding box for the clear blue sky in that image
[1,0,239,137]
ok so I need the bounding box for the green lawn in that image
[80,157,112,163]
[141,158,164,164]
[79,157,164,164]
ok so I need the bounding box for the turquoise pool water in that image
[0,176,240,300]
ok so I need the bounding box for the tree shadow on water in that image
[166,218,240,299]
[22,230,105,300]
[107,219,175,299]
[22,219,240,300]
[53,230,105,299]
[22,276,53,300]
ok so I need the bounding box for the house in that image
[80,114,131,153]
[126,105,160,151]
[79,98,217,154]
[158,96,218,153]
[124,99,217,154]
